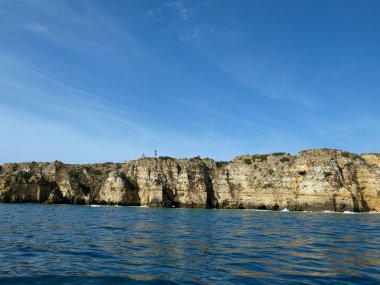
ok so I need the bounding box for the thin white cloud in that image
[21,22,58,40]
[178,99,280,136]
[0,104,148,164]
[7,0,148,60]
[142,9,159,22]
[0,54,152,136]
[0,54,253,163]
[177,25,245,43]
[22,22,48,33]
[143,9,154,19]
[160,1,317,109]
[166,1,191,21]
[178,25,215,42]
[179,35,318,108]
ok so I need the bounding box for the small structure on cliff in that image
[0,149,380,212]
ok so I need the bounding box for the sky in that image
[0,0,380,163]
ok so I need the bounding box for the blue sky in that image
[0,0,379,163]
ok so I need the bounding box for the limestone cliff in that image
[1,149,380,212]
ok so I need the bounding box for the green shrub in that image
[272,152,286,157]
[68,171,79,180]
[20,172,32,180]
[252,154,269,161]
[280,157,291,163]
[342,152,351,158]
[244,159,252,165]
[93,169,102,176]
[159,156,174,160]
[216,161,229,168]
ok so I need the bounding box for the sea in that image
[0,204,379,284]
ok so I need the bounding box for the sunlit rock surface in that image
[1,149,380,212]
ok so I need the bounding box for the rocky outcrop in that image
[98,171,139,205]
[1,149,380,212]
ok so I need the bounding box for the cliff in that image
[1,149,380,212]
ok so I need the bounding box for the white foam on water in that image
[89,204,122,208]
[244,209,270,212]
[342,211,356,214]
[281,208,289,212]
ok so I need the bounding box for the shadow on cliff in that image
[98,174,141,206]
[123,177,141,206]
[205,168,219,209]
[162,186,180,208]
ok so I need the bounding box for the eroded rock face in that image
[97,171,139,205]
[1,149,380,211]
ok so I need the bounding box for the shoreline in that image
[1,202,380,214]
[1,149,380,212]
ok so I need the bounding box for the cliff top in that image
[1,149,378,167]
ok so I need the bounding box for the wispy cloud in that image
[142,9,161,23]
[179,35,318,108]
[178,25,215,42]
[3,0,148,60]
[177,99,280,136]
[166,1,192,21]
[0,103,151,164]
[158,1,317,109]
[143,9,154,20]
[177,24,245,43]
[21,22,56,39]
[0,54,152,134]
[1,0,376,162]
[0,56,161,163]
[176,98,320,156]
[0,53,252,163]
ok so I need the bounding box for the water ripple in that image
[0,204,380,284]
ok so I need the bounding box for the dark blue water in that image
[0,204,379,284]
